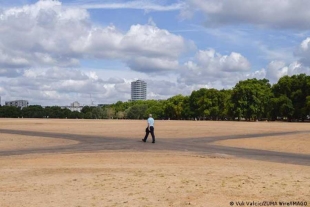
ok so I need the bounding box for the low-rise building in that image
[61,101,83,112]
[5,100,29,108]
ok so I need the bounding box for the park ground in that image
[0,119,309,207]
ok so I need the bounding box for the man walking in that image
[142,114,155,143]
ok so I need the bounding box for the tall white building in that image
[131,80,147,100]
[5,100,29,108]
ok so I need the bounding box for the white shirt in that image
[147,117,154,127]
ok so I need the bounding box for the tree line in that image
[1,74,309,121]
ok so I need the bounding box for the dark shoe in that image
[142,139,146,142]
[152,141,155,143]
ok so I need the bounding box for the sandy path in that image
[1,119,309,155]
[1,119,309,139]
[1,128,309,166]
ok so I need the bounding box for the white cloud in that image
[0,68,24,77]
[300,37,310,50]
[0,49,30,68]
[2,1,310,106]
[127,57,179,72]
[0,0,90,68]
[245,69,267,80]
[121,24,186,59]
[146,79,198,99]
[178,49,251,88]
[1,67,181,106]
[265,61,288,83]
[195,49,250,72]
[1,67,119,105]
[296,37,310,66]
[0,0,187,104]
[66,0,185,12]
[184,0,310,29]
[0,1,187,74]
[263,61,310,83]
[114,82,130,93]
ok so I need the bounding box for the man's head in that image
[149,114,152,117]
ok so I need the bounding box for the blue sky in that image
[1,0,310,106]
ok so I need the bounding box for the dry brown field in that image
[0,118,309,207]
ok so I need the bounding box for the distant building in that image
[5,100,29,108]
[61,101,83,112]
[131,80,147,101]
[71,101,80,108]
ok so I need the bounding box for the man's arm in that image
[147,119,150,131]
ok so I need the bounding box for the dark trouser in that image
[144,126,155,142]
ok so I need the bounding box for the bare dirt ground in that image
[213,134,310,155]
[0,119,309,207]
[0,134,78,151]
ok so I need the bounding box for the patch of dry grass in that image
[0,152,309,207]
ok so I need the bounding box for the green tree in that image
[68,111,83,119]
[105,107,115,119]
[163,95,187,119]
[145,101,165,119]
[219,89,232,120]
[203,89,221,120]
[116,111,125,119]
[181,96,192,119]
[189,88,207,119]
[81,106,95,114]
[270,96,294,120]
[189,88,231,120]
[272,74,310,121]
[0,106,21,118]
[21,105,44,118]
[92,107,104,119]
[230,79,272,121]
[81,106,97,119]
[306,96,310,117]
[126,104,148,119]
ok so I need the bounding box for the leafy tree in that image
[163,95,187,119]
[219,89,232,120]
[230,79,272,121]
[145,101,165,119]
[270,96,294,120]
[126,104,148,119]
[0,106,21,118]
[105,107,115,119]
[21,105,44,118]
[189,88,207,119]
[203,89,221,120]
[84,111,93,119]
[81,106,95,114]
[116,111,125,119]
[92,107,104,119]
[272,74,310,121]
[69,111,83,119]
[180,96,192,119]
[190,88,231,120]
[306,96,310,116]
